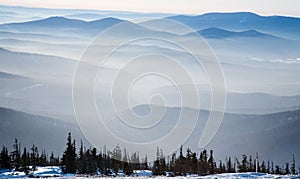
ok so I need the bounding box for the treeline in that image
[0,138,59,174]
[0,133,299,176]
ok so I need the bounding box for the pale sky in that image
[1,0,300,17]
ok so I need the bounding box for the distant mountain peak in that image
[89,17,124,24]
[44,16,69,20]
[168,12,300,40]
[198,27,278,39]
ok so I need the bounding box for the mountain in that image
[0,107,88,155]
[206,108,300,164]
[123,104,300,164]
[0,47,76,77]
[0,71,29,79]
[3,16,123,29]
[197,27,280,39]
[0,37,87,59]
[168,12,300,40]
[1,103,299,164]
[225,93,300,114]
[10,16,86,27]
[154,84,300,114]
[0,47,78,122]
[0,16,124,37]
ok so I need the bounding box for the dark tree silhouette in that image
[61,132,77,173]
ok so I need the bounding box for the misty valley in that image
[0,4,300,179]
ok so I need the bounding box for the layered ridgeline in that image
[0,7,300,175]
[168,12,300,40]
[0,106,299,165]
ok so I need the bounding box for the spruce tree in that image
[111,145,122,172]
[141,156,148,170]
[89,147,98,174]
[61,132,77,173]
[291,154,296,175]
[159,149,166,174]
[39,149,47,166]
[153,147,161,175]
[0,147,11,169]
[77,141,86,174]
[169,153,176,173]
[177,145,185,175]
[238,154,248,172]
[30,144,39,168]
[208,150,216,174]
[261,161,266,173]
[185,148,193,174]
[122,148,131,174]
[21,147,30,174]
[249,156,253,172]
[199,149,208,175]
[226,157,233,173]
[191,152,198,174]
[275,165,281,174]
[10,138,20,170]
[285,162,290,175]
[49,152,59,166]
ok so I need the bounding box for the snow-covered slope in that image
[0,169,298,179]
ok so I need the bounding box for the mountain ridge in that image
[0,107,87,155]
[198,27,282,39]
[168,12,300,40]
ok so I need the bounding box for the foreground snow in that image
[63,173,299,179]
[0,166,63,178]
[1,167,299,179]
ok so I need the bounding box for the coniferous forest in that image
[0,133,298,176]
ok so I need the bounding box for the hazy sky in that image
[1,0,300,17]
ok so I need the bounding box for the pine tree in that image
[275,165,281,174]
[49,152,59,166]
[285,162,290,175]
[89,147,98,174]
[61,132,77,173]
[21,147,30,174]
[77,141,86,174]
[39,149,47,166]
[261,161,266,173]
[191,152,198,174]
[169,153,176,173]
[152,147,161,175]
[111,145,122,172]
[249,155,253,172]
[0,147,11,169]
[208,150,216,174]
[185,148,193,174]
[132,152,141,170]
[226,157,234,173]
[218,160,226,173]
[141,156,148,170]
[122,148,131,174]
[199,149,208,175]
[238,154,248,172]
[159,149,166,174]
[10,138,21,170]
[291,154,296,175]
[30,144,39,168]
[177,145,185,175]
